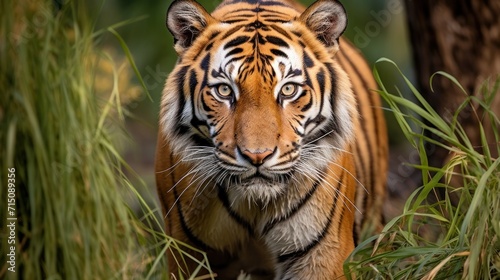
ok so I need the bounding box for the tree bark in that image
[405,0,500,169]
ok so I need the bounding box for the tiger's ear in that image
[166,0,216,54]
[299,0,347,49]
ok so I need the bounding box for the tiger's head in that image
[160,0,356,204]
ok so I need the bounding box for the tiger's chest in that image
[182,174,343,279]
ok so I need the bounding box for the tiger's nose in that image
[239,147,275,166]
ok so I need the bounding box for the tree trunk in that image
[405,0,500,170]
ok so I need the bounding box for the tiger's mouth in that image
[242,170,273,181]
[214,153,304,203]
[227,169,293,186]
[212,145,301,192]
[222,174,290,204]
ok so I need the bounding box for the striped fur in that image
[156,0,387,278]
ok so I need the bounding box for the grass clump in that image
[0,0,146,278]
[345,58,500,279]
[0,0,212,279]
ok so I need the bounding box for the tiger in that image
[155,0,388,278]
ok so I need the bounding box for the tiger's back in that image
[156,0,387,278]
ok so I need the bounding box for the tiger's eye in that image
[217,84,233,97]
[280,83,297,97]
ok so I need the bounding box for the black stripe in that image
[200,53,211,71]
[270,49,288,58]
[205,42,214,51]
[192,134,213,147]
[191,31,219,61]
[224,0,258,5]
[227,47,244,57]
[317,68,327,118]
[224,7,262,14]
[211,69,223,79]
[286,68,302,78]
[188,69,197,98]
[303,51,314,68]
[222,19,246,24]
[227,55,247,65]
[258,1,288,7]
[229,13,257,19]
[270,24,292,40]
[257,33,266,44]
[300,93,313,112]
[208,31,220,40]
[176,125,190,136]
[188,69,205,130]
[189,60,211,138]
[291,30,302,37]
[325,116,340,133]
[266,35,289,48]
[325,63,337,116]
[301,63,339,135]
[261,13,289,19]
[303,68,327,130]
[174,66,189,134]
[201,95,213,113]
[303,66,313,88]
[217,185,255,237]
[224,35,251,49]
[304,125,333,147]
[298,40,306,49]
[292,125,305,137]
[188,67,211,139]
[222,25,245,39]
[262,176,322,235]
[294,90,312,100]
[278,171,342,264]
[353,227,359,247]
[263,18,289,23]
[173,185,212,250]
[224,5,289,13]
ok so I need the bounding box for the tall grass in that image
[1,0,144,278]
[0,0,216,279]
[345,58,500,279]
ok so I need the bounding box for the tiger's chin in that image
[223,176,288,206]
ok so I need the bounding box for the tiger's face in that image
[161,0,356,203]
